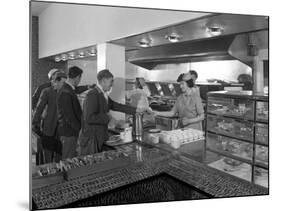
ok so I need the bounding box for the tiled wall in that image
[31,16,66,94]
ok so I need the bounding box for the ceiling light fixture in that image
[138,37,152,48]
[88,48,96,56]
[206,25,224,36]
[68,52,75,60]
[78,51,85,58]
[61,54,67,61]
[54,56,61,62]
[165,32,182,43]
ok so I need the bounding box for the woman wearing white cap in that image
[155,73,204,130]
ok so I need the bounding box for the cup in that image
[120,132,125,140]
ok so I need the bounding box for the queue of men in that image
[32,66,148,164]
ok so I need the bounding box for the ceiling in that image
[110,13,268,51]
[31,2,50,16]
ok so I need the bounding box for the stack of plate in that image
[106,135,124,146]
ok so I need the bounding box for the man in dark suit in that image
[79,69,149,155]
[32,71,67,163]
[57,66,84,159]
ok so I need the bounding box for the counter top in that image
[32,141,268,209]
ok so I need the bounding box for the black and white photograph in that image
[27,0,272,210]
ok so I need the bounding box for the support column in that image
[97,43,126,121]
[252,56,264,94]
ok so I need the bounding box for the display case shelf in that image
[254,162,268,170]
[207,130,253,145]
[207,112,254,123]
[255,142,268,148]
[205,91,269,188]
[207,148,253,166]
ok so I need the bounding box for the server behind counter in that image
[155,73,204,131]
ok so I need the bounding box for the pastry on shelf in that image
[217,121,234,132]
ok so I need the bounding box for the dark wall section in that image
[31,16,66,94]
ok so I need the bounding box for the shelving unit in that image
[204,91,268,188]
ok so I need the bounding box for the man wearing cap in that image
[32,68,59,110]
[57,66,85,159]
[32,68,95,111]
[32,71,67,163]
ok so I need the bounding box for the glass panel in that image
[155,82,164,96]
[167,83,177,97]
[207,115,253,141]
[146,83,160,96]
[255,145,268,166]
[160,83,173,96]
[206,151,252,182]
[255,123,268,145]
[254,166,268,188]
[256,101,268,122]
[208,97,254,120]
[207,133,253,161]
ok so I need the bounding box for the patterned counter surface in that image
[32,142,268,209]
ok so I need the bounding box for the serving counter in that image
[32,139,268,210]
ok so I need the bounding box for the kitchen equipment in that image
[155,116,179,131]
[147,129,161,144]
[122,127,133,143]
[133,113,144,141]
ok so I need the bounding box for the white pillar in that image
[97,43,126,121]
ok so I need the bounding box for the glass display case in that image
[204,91,268,188]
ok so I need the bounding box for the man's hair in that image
[177,73,185,82]
[185,79,195,88]
[97,69,114,82]
[189,70,198,79]
[68,66,83,79]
